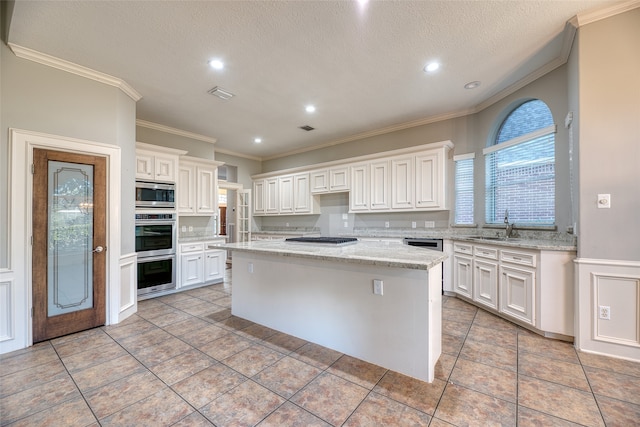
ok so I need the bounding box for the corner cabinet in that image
[135,142,187,183]
[178,156,224,216]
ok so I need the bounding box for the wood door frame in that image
[3,129,122,353]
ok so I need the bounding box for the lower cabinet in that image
[453,254,473,299]
[474,258,498,310]
[499,264,535,325]
[179,241,226,288]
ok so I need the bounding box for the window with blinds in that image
[484,100,555,225]
[454,154,474,225]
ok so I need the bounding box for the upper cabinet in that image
[135,142,187,183]
[177,156,224,216]
[252,140,453,216]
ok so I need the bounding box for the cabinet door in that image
[310,170,329,194]
[370,160,390,210]
[350,164,369,211]
[453,254,473,298]
[265,178,279,214]
[500,264,535,325]
[253,180,265,215]
[204,250,225,282]
[236,189,252,243]
[294,173,312,213]
[415,152,441,209]
[473,259,498,310]
[330,167,350,192]
[155,156,176,182]
[135,154,154,180]
[177,165,195,214]
[391,157,414,209]
[196,167,216,214]
[180,253,204,287]
[279,175,294,214]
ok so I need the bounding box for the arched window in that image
[484,100,555,225]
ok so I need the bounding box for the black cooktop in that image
[285,237,358,245]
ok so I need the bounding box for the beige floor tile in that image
[60,341,128,373]
[5,396,97,427]
[291,342,343,370]
[149,348,216,385]
[71,354,146,392]
[202,306,232,323]
[102,316,157,341]
[200,380,285,426]
[442,306,476,323]
[128,336,193,367]
[427,418,456,427]
[261,331,308,354]
[517,406,584,426]
[172,411,216,426]
[595,394,640,426]
[459,338,517,372]
[173,323,230,348]
[52,329,115,358]
[443,297,478,312]
[218,315,255,331]
[442,318,472,338]
[253,356,322,399]
[84,371,165,419]
[236,323,279,341]
[136,302,180,320]
[518,375,604,427]
[434,383,516,426]
[585,366,640,405]
[518,351,590,391]
[441,333,464,356]
[579,351,640,378]
[157,291,195,304]
[163,317,211,335]
[518,333,579,364]
[0,359,67,398]
[467,323,517,349]
[327,355,387,389]
[291,372,369,426]
[373,370,446,415]
[100,387,193,427]
[0,341,52,361]
[0,375,80,424]
[344,392,432,426]
[145,309,193,328]
[449,358,517,402]
[434,353,457,381]
[181,301,223,317]
[117,328,172,353]
[257,401,331,427]
[0,345,60,376]
[172,363,247,409]
[472,309,518,332]
[199,333,253,361]
[222,343,285,376]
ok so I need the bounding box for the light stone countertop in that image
[452,236,576,251]
[222,240,448,271]
[179,236,226,243]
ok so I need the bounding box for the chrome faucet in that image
[504,209,514,239]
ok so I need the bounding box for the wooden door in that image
[32,148,107,342]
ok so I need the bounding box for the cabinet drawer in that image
[453,243,473,255]
[474,246,498,260]
[500,249,536,267]
[180,242,204,253]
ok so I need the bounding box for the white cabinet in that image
[391,157,414,209]
[236,190,252,243]
[179,241,225,288]
[253,179,265,214]
[453,254,473,298]
[135,142,186,183]
[310,170,329,194]
[330,167,350,192]
[415,151,445,209]
[350,163,369,212]
[293,173,313,213]
[254,174,316,216]
[369,160,391,210]
[278,175,294,214]
[265,177,279,215]
[499,264,535,325]
[178,156,223,216]
[473,246,499,310]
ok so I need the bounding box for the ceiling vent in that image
[299,125,315,131]
[207,86,234,100]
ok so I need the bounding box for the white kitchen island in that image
[223,239,447,383]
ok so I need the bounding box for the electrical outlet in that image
[373,279,384,295]
[411,221,417,229]
[344,221,349,228]
[181,226,187,233]
[342,213,348,220]
[286,223,289,227]
[188,226,193,232]
[599,305,611,320]
[385,221,390,228]
[248,262,254,274]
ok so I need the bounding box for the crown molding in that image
[575,0,640,26]
[136,119,217,144]
[8,43,142,101]
[213,146,263,162]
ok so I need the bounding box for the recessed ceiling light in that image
[305,105,316,113]
[424,62,440,73]
[208,59,224,70]
[464,81,481,89]
[254,137,262,144]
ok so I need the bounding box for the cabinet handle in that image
[512,257,521,260]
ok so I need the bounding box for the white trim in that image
[136,141,188,157]
[5,128,122,354]
[453,153,476,161]
[575,0,640,26]
[483,125,556,155]
[218,181,244,191]
[136,120,217,144]
[591,272,640,348]
[118,253,138,322]
[214,147,263,162]
[8,44,142,102]
[0,270,15,344]
[575,258,640,268]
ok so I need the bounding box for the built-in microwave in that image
[135,181,175,208]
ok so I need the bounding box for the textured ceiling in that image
[6,1,626,159]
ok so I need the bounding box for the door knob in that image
[93,246,105,253]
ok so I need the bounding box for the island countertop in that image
[222,239,447,270]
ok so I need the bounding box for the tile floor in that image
[2,268,640,426]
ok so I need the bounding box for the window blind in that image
[454,156,474,225]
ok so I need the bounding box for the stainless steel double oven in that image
[135,212,177,296]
